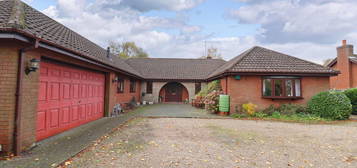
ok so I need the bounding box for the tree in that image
[199,47,222,59]
[109,41,148,59]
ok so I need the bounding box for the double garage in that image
[36,61,105,141]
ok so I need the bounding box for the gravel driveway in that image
[66,118,357,168]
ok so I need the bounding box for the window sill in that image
[262,96,303,100]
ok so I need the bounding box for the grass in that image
[231,112,331,123]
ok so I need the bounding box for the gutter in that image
[206,71,340,81]
[14,39,39,155]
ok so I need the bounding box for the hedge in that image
[307,91,352,120]
[344,88,357,115]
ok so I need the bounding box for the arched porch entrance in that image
[159,82,189,102]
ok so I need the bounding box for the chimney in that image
[336,40,354,89]
[107,47,112,60]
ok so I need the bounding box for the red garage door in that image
[36,61,105,141]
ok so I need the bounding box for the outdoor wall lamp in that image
[112,76,119,83]
[26,58,40,75]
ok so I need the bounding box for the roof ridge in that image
[7,0,26,29]
[256,46,333,70]
[127,57,226,61]
[221,46,257,73]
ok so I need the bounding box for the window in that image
[262,77,302,98]
[130,80,136,93]
[146,81,153,94]
[117,79,124,93]
[195,82,201,94]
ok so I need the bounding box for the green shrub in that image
[262,104,306,116]
[271,111,281,118]
[307,91,352,120]
[196,80,221,97]
[262,105,275,115]
[277,104,307,115]
[344,88,357,115]
[253,112,268,118]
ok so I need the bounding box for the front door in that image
[165,83,183,102]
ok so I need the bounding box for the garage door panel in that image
[62,83,71,99]
[61,107,70,124]
[79,104,86,120]
[49,108,60,128]
[50,82,60,100]
[39,81,48,101]
[72,105,79,121]
[37,111,46,131]
[37,61,105,141]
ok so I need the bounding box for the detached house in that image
[328,40,357,89]
[0,0,338,155]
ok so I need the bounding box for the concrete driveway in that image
[1,104,356,168]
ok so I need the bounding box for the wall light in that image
[112,76,119,83]
[26,58,40,75]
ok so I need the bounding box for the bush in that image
[344,88,357,115]
[271,111,281,118]
[307,91,352,120]
[262,104,307,116]
[196,80,221,97]
[242,103,257,116]
[203,90,223,113]
[276,104,307,115]
[262,105,275,116]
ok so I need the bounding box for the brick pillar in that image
[336,40,354,89]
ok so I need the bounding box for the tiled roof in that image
[209,46,339,79]
[328,57,357,67]
[125,58,226,80]
[0,0,142,77]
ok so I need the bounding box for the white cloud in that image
[229,0,357,44]
[119,0,206,12]
[40,0,353,64]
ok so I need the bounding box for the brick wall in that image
[221,75,330,113]
[0,44,18,154]
[109,73,142,113]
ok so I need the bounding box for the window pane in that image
[146,81,153,94]
[130,80,136,93]
[117,79,124,93]
[295,79,301,97]
[274,79,283,96]
[263,79,272,96]
[285,80,293,97]
[195,82,201,94]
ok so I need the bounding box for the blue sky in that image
[24,0,357,63]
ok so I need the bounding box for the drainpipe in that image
[225,76,228,94]
[14,39,39,155]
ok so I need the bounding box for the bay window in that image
[262,77,302,98]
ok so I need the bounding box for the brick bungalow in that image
[208,46,339,112]
[0,0,338,155]
[327,40,357,90]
